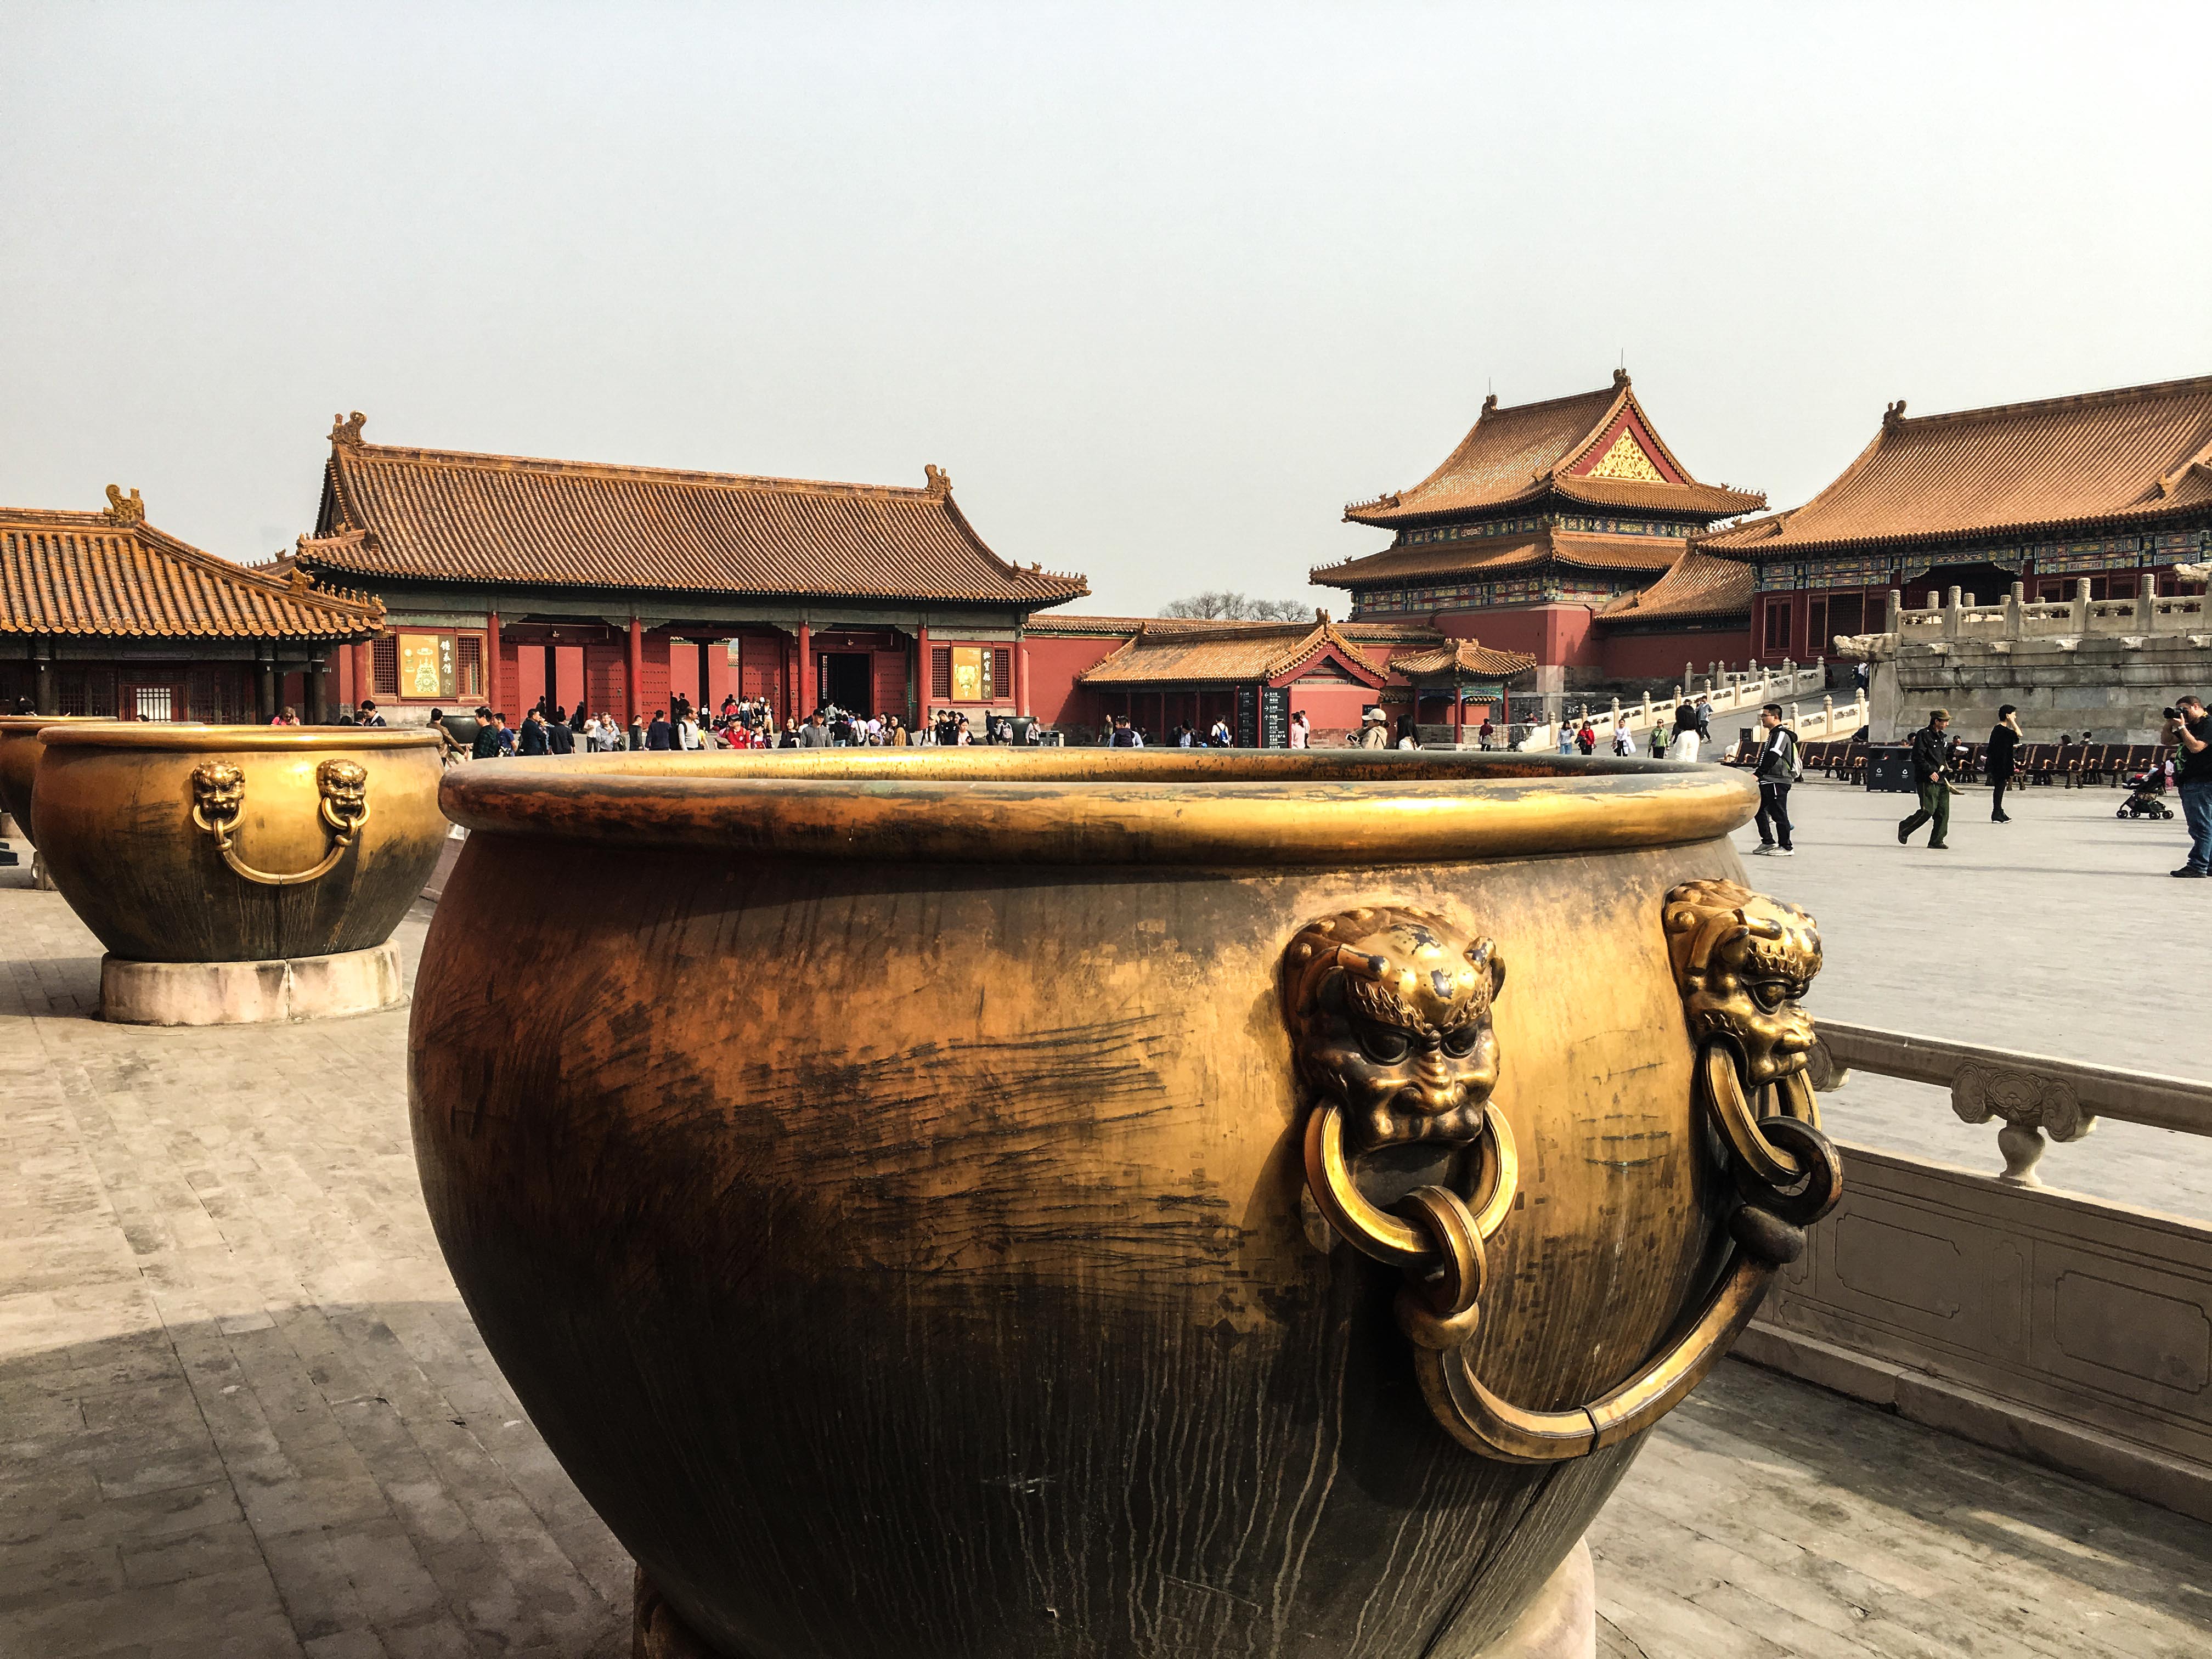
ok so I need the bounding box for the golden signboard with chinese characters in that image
[950,646,986,703]
[398,634,456,701]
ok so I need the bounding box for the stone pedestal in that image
[629,1541,1596,1658]
[31,849,58,890]
[100,941,406,1026]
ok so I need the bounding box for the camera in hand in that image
[2168,707,2183,720]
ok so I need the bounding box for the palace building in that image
[1313,372,1765,697]
[295,413,1087,725]
[2,489,385,721]
[1708,375,2212,663]
[1020,613,1532,743]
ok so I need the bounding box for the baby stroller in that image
[2117,761,2175,820]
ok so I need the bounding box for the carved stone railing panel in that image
[1746,1021,2212,1525]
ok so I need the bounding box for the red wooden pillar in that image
[1454,679,1464,746]
[486,611,502,710]
[353,640,373,711]
[1015,632,1030,716]
[914,623,929,727]
[625,615,642,724]
[796,620,812,714]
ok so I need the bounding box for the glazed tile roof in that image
[1028,612,1444,641]
[1706,376,2212,557]
[1,498,386,642]
[1342,373,1764,528]
[1079,619,1392,687]
[1312,529,1684,589]
[1387,639,1538,680]
[1593,545,1754,627]
[300,415,1087,607]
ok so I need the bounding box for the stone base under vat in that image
[629,1541,1596,1658]
[100,941,406,1026]
[31,849,57,890]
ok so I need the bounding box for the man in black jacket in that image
[645,709,673,751]
[546,705,575,756]
[518,709,550,756]
[1896,709,1954,849]
[1750,704,1799,856]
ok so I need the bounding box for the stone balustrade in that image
[1511,660,1835,752]
[1745,1022,2212,1525]
[1887,574,2212,646]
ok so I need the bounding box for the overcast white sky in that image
[4,3,2208,615]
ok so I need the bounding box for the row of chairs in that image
[1722,735,1869,779]
[1948,742,2171,787]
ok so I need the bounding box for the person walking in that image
[2170,695,2210,878]
[1669,699,1701,764]
[1575,720,1596,755]
[1288,710,1310,749]
[645,709,673,751]
[519,709,550,756]
[1750,703,1801,857]
[470,707,501,761]
[1987,705,2022,822]
[1358,708,1389,749]
[1897,708,1955,849]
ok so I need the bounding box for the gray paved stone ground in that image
[4,825,2210,1659]
[1724,776,2212,1221]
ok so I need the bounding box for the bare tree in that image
[1160,591,1317,622]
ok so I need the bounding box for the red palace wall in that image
[1022,633,1131,728]
[1427,605,1602,669]
[1598,625,1752,681]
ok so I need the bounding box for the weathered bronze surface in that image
[0,715,120,848]
[411,751,1807,1659]
[34,725,445,963]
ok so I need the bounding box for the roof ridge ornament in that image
[924,464,951,496]
[331,411,367,447]
[101,486,145,527]
[1613,368,1630,389]
[1883,399,1908,427]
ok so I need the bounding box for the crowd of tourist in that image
[402,691,1059,763]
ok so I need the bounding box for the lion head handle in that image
[1663,879,1822,1088]
[1282,907,1504,1152]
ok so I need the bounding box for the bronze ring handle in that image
[1302,1098,1518,1271]
[1304,1039,1839,1463]
[190,759,372,887]
[1406,1046,1839,1462]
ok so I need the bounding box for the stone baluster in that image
[2006,581,2024,640]
[1950,1059,2097,1184]
[1821,693,1833,735]
[1885,588,1903,632]
[2072,578,2091,634]
[1944,586,1963,640]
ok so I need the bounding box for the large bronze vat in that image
[0,714,120,847]
[410,751,1837,1659]
[33,725,447,963]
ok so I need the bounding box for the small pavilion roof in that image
[1,494,386,643]
[1078,618,1392,687]
[298,413,1087,607]
[1706,375,2212,558]
[1593,546,1754,627]
[1387,639,1538,681]
[1313,527,1683,590]
[1342,372,1765,530]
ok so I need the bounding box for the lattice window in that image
[992,648,1011,701]
[371,637,400,697]
[930,646,952,700]
[58,669,117,716]
[456,636,483,697]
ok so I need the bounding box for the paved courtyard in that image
[3,805,2210,1658]
[1723,776,2212,1219]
